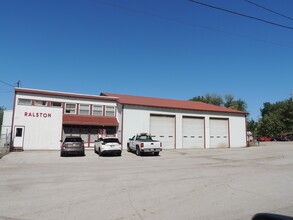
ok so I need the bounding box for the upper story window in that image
[51,102,62,107]
[92,105,103,116]
[105,106,115,117]
[79,104,90,115]
[65,103,76,114]
[35,100,47,106]
[18,99,32,105]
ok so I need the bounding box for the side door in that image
[14,126,25,149]
[129,136,136,149]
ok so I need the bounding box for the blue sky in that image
[1,0,292,120]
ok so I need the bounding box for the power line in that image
[189,0,293,30]
[90,0,293,48]
[244,0,293,21]
[0,80,15,88]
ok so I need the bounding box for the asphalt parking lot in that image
[1,142,293,220]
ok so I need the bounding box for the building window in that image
[92,105,103,116]
[18,99,32,105]
[65,103,76,114]
[79,104,90,115]
[105,106,115,117]
[51,102,62,107]
[35,100,47,106]
[16,128,23,137]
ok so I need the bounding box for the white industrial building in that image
[9,88,248,151]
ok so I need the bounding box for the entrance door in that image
[14,126,25,149]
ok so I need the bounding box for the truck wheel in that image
[136,146,141,156]
[127,144,131,152]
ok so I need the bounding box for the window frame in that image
[18,99,32,105]
[64,103,77,114]
[92,105,104,116]
[105,106,115,117]
[79,104,90,115]
[51,102,62,108]
[34,100,47,106]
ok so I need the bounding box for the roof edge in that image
[15,88,118,101]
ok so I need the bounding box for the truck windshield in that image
[137,135,153,141]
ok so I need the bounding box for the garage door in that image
[150,115,175,149]
[209,118,229,148]
[182,117,205,148]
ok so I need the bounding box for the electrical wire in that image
[244,0,293,21]
[90,0,293,48]
[189,0,293,30]
[0,80,15,88]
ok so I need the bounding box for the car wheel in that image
[94,148,97,154]
[136,146,141,156]
[154,152,159,156]
[98,149,103,157]
[60,151,65,157]
[118,152,122,156]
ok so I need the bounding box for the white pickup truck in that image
[127,133,162,156]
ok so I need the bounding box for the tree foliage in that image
[189,93,247,112]
[257,99,293,136]
[0,106,5,126]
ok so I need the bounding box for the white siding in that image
[13,105,63,150]
[121,105,247,149]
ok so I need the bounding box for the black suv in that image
[60,136,85,157]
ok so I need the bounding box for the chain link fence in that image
[0,126,11,158]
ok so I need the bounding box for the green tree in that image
[257,114,285,137]
[189,93,223,106]
[257,98,293,136]
[189,93,247,112]
[0,106,5,126]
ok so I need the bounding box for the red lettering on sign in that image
[24,112,52,118]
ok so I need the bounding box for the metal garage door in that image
[182,117,205,148]
[209,118,229,148]
[150,115,175,149]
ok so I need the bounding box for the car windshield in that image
[64,137,82,142]
[137,135,152,141]
[103,138,119,143]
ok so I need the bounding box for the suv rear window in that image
[64,137,83,142]
[103,138,120,143]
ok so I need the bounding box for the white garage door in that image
[209,118,229,148]
[150,115,175,149]
[182,117,205,148]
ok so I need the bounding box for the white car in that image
[94,137,122,156]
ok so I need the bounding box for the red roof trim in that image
[63,115,118,126]
[15,88,118,101]
[101,92,247,115]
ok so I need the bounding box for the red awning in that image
[63,115,118,126]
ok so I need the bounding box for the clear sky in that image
[1,0,292,120]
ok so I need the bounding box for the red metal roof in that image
[63,115,118,126]
[101,93,247,115]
